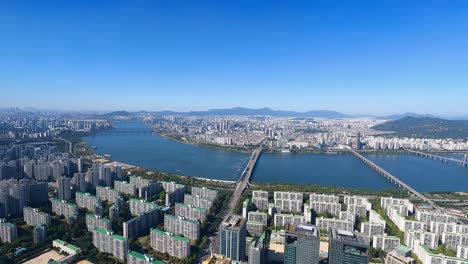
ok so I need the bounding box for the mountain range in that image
[98,107,437,119]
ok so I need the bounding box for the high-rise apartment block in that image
[274,192,303,213]
[51,198,78,217]
[0,219,17,243]
[252,190,269,211]
[57,176,71,200]
[191,186,218,201]
[184,193,213,211]
[86,214,112,231]
[129,198,160,216]
[96,186,121,204]
[164,214,200,240]
[92,228,128,262]
[76,192,101,212]
[124,208,161,238]
[175,202,207,223]
[114,180,137,196]
[150,228,191,259]
[23,206,51,226]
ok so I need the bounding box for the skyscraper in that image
[284,224,320,264]
[219,214,247,261]
[328,228,369,264]
[57,176,71,200]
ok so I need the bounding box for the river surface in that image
[84,121,468,192]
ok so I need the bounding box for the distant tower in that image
[355,132,361,150]
[57,176,71,201]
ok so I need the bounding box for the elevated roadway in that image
[349,148,442,212]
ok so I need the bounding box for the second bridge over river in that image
[349,148,443,212]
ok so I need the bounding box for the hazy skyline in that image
[1,1,468,116]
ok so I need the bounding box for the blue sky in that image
[1,1,468,116]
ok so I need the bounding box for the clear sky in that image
[1,1,468,116]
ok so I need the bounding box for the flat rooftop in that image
[331,228,366,244]
[286,223,319,237]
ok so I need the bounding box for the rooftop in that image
[331,228,367,245]
[286,224,319,237]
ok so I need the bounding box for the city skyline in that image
[2,1,468,115]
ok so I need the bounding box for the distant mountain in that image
[98,111,132,117]
[159,107,350,118]
[378,112,435,120]
[372,116,468,138]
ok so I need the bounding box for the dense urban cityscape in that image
[3,1,468,264]
[0,108,467,264]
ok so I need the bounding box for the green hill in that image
[372,116,468,139]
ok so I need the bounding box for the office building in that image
[164,214,200,241]
[284,224,320,264]
[218,214,247,261]
[175,202,207,223]
[92,228,128,262]
[328,228,369,264]
[150,228,191,259]
[248,232,266,264]
[23,206,51,226]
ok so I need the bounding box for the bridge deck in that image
[350,149,442,212]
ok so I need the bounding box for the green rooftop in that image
[1,222,15,228]
[176,202,205,211]
[112,234,127,241]
[150,229,188,242]
[94,228,111,235]
[128,251,163,263]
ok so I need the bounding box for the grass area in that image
[431,244,457,257]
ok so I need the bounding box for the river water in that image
[83,121,468,192]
